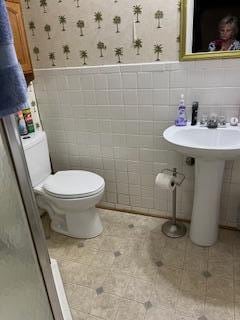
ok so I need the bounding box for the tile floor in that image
[43,209,240,320]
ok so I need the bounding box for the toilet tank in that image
[21,131,51,187]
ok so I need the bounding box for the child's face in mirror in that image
[219,24,235,41]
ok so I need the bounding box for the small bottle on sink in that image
[175,94,187,126]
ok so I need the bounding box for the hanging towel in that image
[0,0,27,118]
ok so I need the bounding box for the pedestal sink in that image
[163,124,240,246]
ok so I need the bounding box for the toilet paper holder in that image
[161,168,185,186]
[160,168,187,238]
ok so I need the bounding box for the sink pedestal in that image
[190,159,225,246]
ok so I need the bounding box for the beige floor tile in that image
[102,271,130,296]
[206,276,234,300]
[71,309,88,320]
[64,245,98,264]
[65,284,95,313]
[161,247,185,269]
[175,291,205,318]
[208,260,234,279]
[59,260,108,288]
[185,239,209,257]
[90,293,121,320]
[91,250,115,269]
[235,279,240,300]
[209,242,233,262]
[145,305,176,320]
[111,253,137,275]
[124,277,153,303]
[134,258,158,282]
[164,236,187,252]
[115,299,146,320]
[184,253,208,273]
[204,296,234,320]
[180,270,206,296]
[235,304,240,320]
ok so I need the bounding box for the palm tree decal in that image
[49,52,56,66]
[44,24,51,39]
[113,16,121,33]
[63,45,70,59]
[154,44,163,61]
[94,12,103,29]
[134,38,142,55]
[33,47,40,61]
[133,5,142,23]
[97,41,106,57]
[80,50,88,65]
[40,0,47,13]
[155,10,164,28]
[74,0,80,7]
[114,47,123,63]
[59,15,67,31]
[76,20,85,36]
[29,21,36,36]
[25,0,30,9]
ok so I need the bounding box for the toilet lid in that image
[43,171,105,199]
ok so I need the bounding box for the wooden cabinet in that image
[6,0,34,84]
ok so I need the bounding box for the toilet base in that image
[50,207,103,239]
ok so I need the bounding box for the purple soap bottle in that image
[175,94,187,126]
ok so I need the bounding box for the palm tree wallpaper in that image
[22,0,180,67]
[29,21,35,36]
[97,42,107,57]
[44,24,51,39]
[59,15,67,31]
[63,45,70,59]
[113,16,121,33]
[94,12,103,29]
[76,20,85,36]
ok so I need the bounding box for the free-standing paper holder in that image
[160,168,187,238]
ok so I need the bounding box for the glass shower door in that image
[0,119,61,319]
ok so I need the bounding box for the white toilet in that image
[21,131,105,238]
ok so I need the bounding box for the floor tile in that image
[204,296,234,320]
[145,305,176,320]
[64,284,95,313]
[115,299,146,320]
[102,271,130,296]
[175,291,205,318]
[90,292,121,320]
[124,277,153,303]
[180,270,206,296]
[71,309,88,320]
[206,275,234,300]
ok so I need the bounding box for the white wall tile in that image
[35,61,240,227]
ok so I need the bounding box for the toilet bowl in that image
[21,131,105,238]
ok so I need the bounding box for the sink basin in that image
[163,124,240,246]
[163,124,240,160]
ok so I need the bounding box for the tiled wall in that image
[34,60,240,228]
[21,0,179,67]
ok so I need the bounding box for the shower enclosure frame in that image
[1,114,64,320]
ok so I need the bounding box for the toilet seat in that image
[43,170,105,199]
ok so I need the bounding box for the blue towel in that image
[0,0,27,118]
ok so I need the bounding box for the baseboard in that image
[50,259,73,320]
[97,205,240,232]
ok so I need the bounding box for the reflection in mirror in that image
[180,0,240,61]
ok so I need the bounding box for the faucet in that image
[207,115,218,129]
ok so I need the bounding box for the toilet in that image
[21,131,105,238]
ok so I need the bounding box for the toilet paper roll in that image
[155,173,176,191]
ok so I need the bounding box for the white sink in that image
[163,124,240,246]
[163,124,240,160]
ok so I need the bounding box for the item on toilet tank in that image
[155,172,176,191]
[22,108,35,133]
[175,94,187,126]
[230,117,238,126]
[17,111,28,136]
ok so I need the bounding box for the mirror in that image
[180,0,240,61]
